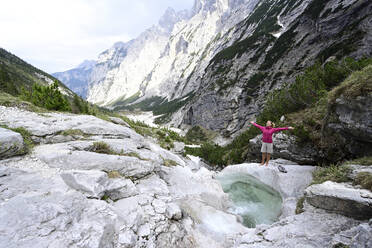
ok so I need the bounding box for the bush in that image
[259,58,372,123]
[89,141,114,154]
[353,172,372,191]
[312,165,352,185]
[21,81,71,111]
[186,126,208,143]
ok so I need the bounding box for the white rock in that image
[166,203,183,220]
[0,127,25,159]
[305,181,372,220]
[118,230,137,247]
[137,223,151,237]
[152,199,167,214]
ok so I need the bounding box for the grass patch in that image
[162,158,178,167]
[60,129,86,137]
[1,125,34,154]
[107,170,122,179]
[295,196,305,214]
[328,64,372,104]
[353,172,372,191]
[344,156,372,166]
[312,165,352,185]
[89,141,115,155]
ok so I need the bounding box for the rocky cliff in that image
[54,0,372,138]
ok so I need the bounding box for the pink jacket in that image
[252,122,289,143]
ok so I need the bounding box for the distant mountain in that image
[53,60,96,98]
[54,0,372,135]
[0,48,74,97]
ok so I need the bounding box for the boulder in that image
[109,117,130,127]
[166,203,183,220]
[61,170,137,200]
[0,127,25,159]
[249,133,319,165]
[305,181,372,220]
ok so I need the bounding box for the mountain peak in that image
[77,60,96,70]
[158,7,190,32]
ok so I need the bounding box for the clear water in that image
[216,173,283,228]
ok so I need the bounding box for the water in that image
[216,173,283,228]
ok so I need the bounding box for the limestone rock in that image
[305,181,372,220]
[166,203,183,220]
[109,117,130,127]
[0,127,25,159]
[249,133,319,165]
[61,170,137,200]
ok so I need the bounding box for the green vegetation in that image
[344,156,372,166]
[333,243,349,248]
[353,172,372,191]
[295,196,305,214]
[259,58,372,123]
[303,0,328,20]
[107,170,122,179]
[185,58,372,167]
[20,81,71,111]
[60,129,87,137]
[1,125,34,154]
[185,125,217,143]
[115,93,194,124]
[89,141,115,154]
[162,158,178,167]
[312,165,352,185]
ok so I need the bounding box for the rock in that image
[0,127,25,159]
[332,222,372,248]
[61,170,108,198]
[0,106,142,142]
[235,205,361,248]
[34,143,156,179]
[106,178,137,201]
[305,181,372,220]
[171,142,185,154]
[0,166,117,248]
[114,197,144,230]
[166,203,183,220]
[118,230,137,247]
[137,223,151,237]
[152,199,167,214]
[249,133,319,165]
[109,117,130,127]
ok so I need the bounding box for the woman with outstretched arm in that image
[250,120,294,166]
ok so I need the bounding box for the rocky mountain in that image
[54,0,372,137]
[0,48,74,97]
[52,60,96,98]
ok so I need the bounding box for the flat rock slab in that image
[0,106,142,141]
[305,181,372,220]
[0,127,24,159]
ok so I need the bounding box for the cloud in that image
[0,0,194,73]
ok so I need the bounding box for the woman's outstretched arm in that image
[250,121,265,131]
[273,126,294,133]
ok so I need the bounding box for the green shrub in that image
[353,172,372,191]
[312,165,352,185]
[186,126,208,143]
[21,81,71,111]
[89,141,114,154]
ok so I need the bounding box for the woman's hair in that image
[272,122,276,127]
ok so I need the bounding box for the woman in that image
[250,120,294,166]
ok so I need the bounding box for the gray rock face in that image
[61,170,137,200]
[178,0,372,136]
[305,181,372,220]
[249,133,319,165]
[0,127,25,159]
[327,95,372,157]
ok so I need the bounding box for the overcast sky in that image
[0,0,194,73]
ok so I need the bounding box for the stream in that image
[216,173,283,228]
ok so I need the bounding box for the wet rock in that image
[305,181,372,220]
